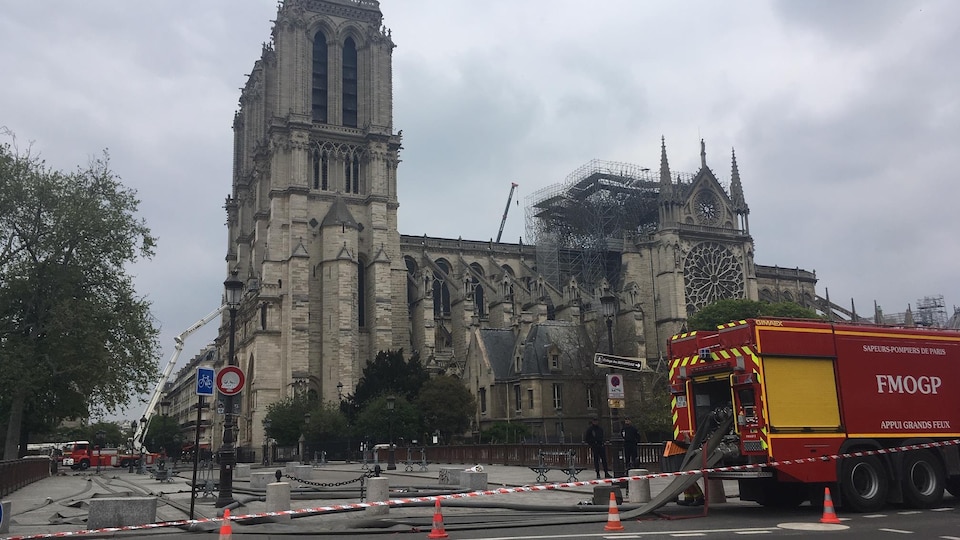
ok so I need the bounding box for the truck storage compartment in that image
[762,356,841,432]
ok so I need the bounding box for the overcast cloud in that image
[2,1,958,419]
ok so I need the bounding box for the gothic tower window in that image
[311,31,328,123]
[312,149,329,190]
[342,37,358,128]
[470,262,486,318]
[357,257,367,328]
[351,155,360,193]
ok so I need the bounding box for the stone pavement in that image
[0,460,742,538]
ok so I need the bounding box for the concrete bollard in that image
[460,471,488,490]
[266,482,291,521]
[88,497,157,529]
[707,478,727,503]
[293,465,314,484]
[438,467,461,485]
[235,463,251,479]
[251,471,277,490]
[1,500,11,534]
[366,477,390,516]
[627,468,651,503]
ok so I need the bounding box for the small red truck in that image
[668,318,960,511]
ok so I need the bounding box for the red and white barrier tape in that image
[5,438,959,540]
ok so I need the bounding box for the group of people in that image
[582,417,704,506]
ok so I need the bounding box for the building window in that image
[515,356,522,373]
[551,353,560,369]
[514,384,521,412]
[586,386,596,409]
[342,37,358,127]
[552,383,563,410]
[311,31,328,123]
[479,387,487,414]
[527,388,534,409]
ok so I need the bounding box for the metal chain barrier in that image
[282,469,377,488]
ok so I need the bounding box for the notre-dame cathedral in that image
[215,0,816,455]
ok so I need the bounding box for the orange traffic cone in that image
[820,487,841,524]
[603,491,625,532]
[219,508,232,539]
[427,499,449,539]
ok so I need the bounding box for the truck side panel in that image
[833,328,960,437]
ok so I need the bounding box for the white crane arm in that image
[130,305,225,452]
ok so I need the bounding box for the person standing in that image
[621,418,641,469]
[584,417,612,479]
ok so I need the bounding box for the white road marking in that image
[878,528,913,534]
[864,514,887,518]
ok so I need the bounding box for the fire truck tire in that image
[120,458,130,468]
[78,459,90,471]
[900,451,944,508]
[946,476,960,498]
[840,455,888,512]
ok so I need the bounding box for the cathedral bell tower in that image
[225,0,407,452]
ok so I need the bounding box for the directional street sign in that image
[196,367,215,396]
[594,353,650,372]
[216,366,246,396]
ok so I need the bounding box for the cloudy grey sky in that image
[3,1,958,419]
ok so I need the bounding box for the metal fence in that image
[1,456,52,498]
[411,443,664,471]
[265,441,664,470]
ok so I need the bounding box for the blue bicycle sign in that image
[196,367,215,396]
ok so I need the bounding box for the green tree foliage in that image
[480,421,533,444]
[628,379,673,442]
[0,132,160,459]
[263,397,312,446]
[303,401,348,451]
[686,299,822,331]
[416,375,475,442]
[351,349,428,408]
[144,415,182,459]
[354,395,419,446]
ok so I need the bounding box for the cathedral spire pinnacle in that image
[700,138,707,169]
[659,136,672,191]
[729,147,748,213]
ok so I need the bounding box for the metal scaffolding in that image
[525,159,697,289]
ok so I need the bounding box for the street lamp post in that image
[262,418,272,466]
[337,382,350,463]
[301,412,311,464]
[600,293,625,478]
[216,270,244,508]
[386,396,397,470]
[95,430,105,474]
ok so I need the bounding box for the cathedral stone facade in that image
[213,0,816,455]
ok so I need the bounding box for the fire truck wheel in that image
[946,476,960,498]
[840,455,888,512]
[78,459,90,471]
[900,451,944,508]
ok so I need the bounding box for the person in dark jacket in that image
[584,417,611,479]
[621,418,641,469]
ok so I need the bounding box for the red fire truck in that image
[60,441,158,470]
[668,318,960,511]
